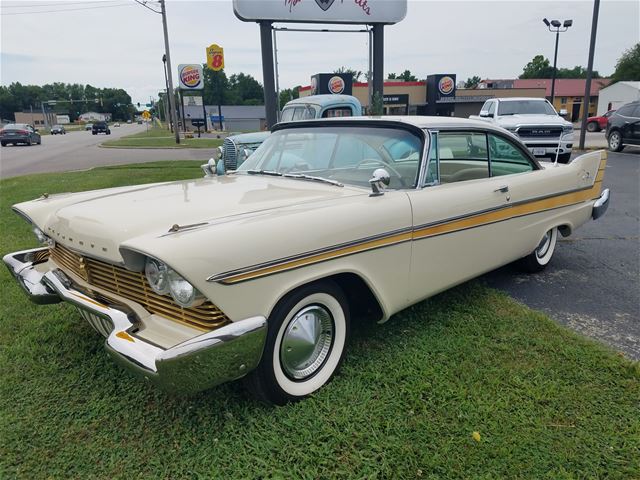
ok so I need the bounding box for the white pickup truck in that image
[470,97,574,163]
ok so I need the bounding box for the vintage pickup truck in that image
[217,95,362,171]
[470,97,574,163]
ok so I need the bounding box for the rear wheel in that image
[586,121,599,132]
[608,130,623,152]
[1,142,6,147]
[245,280,350,405]
[518,227,558,273]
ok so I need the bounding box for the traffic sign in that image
[206,44,225,71]
[142,110,151,120]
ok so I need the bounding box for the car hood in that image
[496,114,571,127]
[15,175,366,263]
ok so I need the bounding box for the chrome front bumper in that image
[3,248,267,394]
[592,188,610,220]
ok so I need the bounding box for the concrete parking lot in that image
[0,123,208,179]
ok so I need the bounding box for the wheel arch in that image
[268,271,385,325]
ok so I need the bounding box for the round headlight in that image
[167,269,199,307]
[145,258,169,294]
[33,227,47,244]
[216,145,224,160]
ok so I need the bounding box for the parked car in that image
[470,97,574,163]
[0,123,41,146]
[127,120,132,124]
[92,121,111,135]
[219,94,363,170]
[51,125,66,135]
[586,110,615,132]
[3,117,609,404]
[113,123,121,127]
[85,123,93,131]
[606,101,640,152]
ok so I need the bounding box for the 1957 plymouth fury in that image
[4,117,609,404]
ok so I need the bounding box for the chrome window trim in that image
[417,129,434,188]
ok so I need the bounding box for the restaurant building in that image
[298,74,547,118]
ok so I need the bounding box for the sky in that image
[1,0,639,105]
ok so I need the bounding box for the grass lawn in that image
[1,163,638,479]
[102,126,223,148]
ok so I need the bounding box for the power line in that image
[1,1,121,8]
[0,3,133,15]
[131,0,161,14]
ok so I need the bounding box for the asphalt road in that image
[484,149,640,360]
[0,124,208,179]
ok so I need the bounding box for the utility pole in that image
[160,0,180,144]
[579,0,601,150]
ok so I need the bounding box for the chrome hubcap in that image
[610,134,620,149]
[536,230,552,258]
[280,305,334,380]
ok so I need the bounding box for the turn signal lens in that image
[145,258,169,295]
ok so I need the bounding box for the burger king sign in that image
[178,64,204,90]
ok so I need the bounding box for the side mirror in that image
[479,111,489,117]
[369,168,390,197]
[559,108,568,117]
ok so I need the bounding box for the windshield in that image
[280,105,319,122]
[498,100,557,116]
[237,125,423,189]
[4,124,28,129]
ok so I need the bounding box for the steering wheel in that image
[354,158,408,188]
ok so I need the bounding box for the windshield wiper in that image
[246,169,283,177]
[283,173,344,187]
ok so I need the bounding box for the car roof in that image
[276,115,508,132]
[495,97,549,102]
[284,94,361,108]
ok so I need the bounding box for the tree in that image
[464,76,482,89]
[228,73,264,105]
[520,55,554,79]
[279,87,300,110]
[333,67,363,82]
[370,91,384,116]
[387,70,418,82]
[611,43,640,82]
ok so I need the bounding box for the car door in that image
[629,105,640,144]
[406,130,522,302]
[615,104,639,143]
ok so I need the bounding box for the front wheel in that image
[608,130,624,152]
[245,280,350,405]
[518,227,559,273]
[586,121,599,132]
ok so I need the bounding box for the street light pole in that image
[543,18,572,105]
[579,0,601,150]
[159,0,180,144]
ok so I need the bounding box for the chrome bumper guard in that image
[592,188,610,220]
[3,248,267,394]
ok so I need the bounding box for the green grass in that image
[102,126,223,148]
[1,163,638,479]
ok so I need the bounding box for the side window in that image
[281,108,294,122]
[616,105,635,117]
[425,133,438,185]
[487,101,496,116]
[438,132,489,184]
[323,107,353,118]
[632,105,640,118]
[481,101,491,112]
[488,134,534,176]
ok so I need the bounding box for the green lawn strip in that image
[103,137,223,148]
[0,163,638,479]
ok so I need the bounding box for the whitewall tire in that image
[245,280,350,405]
[518,227,558,273]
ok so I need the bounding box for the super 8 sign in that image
[206,44,224,71]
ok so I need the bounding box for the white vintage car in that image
[4,117,609,404]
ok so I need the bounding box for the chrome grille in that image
[77,309,114,338]
[517,126,563,138]
[50,243,229,331]
[223,137,238,170]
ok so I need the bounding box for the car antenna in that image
[553,136,561,166]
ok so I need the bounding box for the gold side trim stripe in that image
[219,182,604,285]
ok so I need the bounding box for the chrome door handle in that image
[494,185,509,193]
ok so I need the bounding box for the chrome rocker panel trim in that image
[2,248,268,394]
[592,188,610,220]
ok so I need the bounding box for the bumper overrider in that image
[592,188,610,220]
[3,248,267,394]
